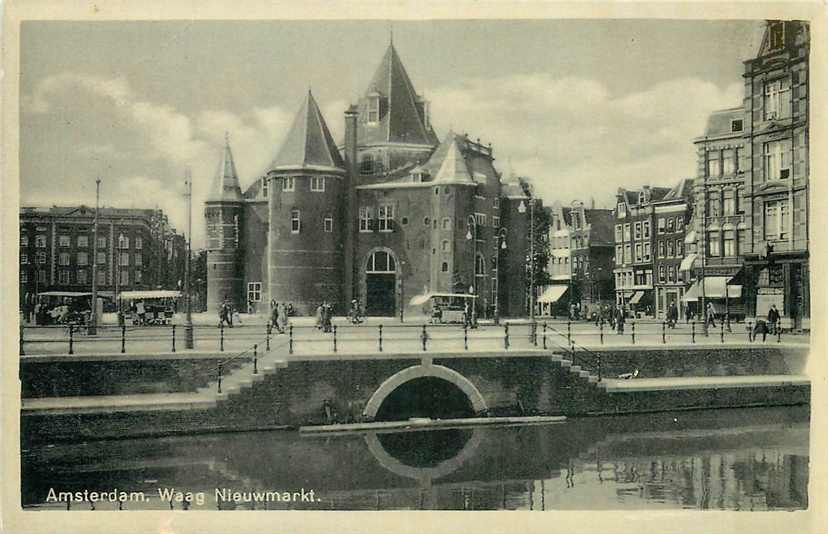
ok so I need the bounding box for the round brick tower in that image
[266,90,348,315]
[205,134,245,313]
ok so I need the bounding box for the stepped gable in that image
[269,90,345,173]
[357,42,439,147]
[208,133,244,202]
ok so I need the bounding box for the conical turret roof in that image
[424,132,475,185]
[269,90,345,173]
[208,133,244,202]
[357,43,439,147]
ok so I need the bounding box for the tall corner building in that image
[205,42,531,317]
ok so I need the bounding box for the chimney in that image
[342,105,359,304]
[590,197,595,210]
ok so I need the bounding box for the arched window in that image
[475,253,486,277]
[441,240,450,252]
[366,250,396,273]
[441,262,449,272]
[442,217,451,229]
[290,210,301,234]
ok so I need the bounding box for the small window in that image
[135,270,143,284]
[36,235,47,248]
[492,216,500,228]
[20,253,28,264]
[441,240,450,252]
[135,253,143,266]
[401,216,409,225]
[119,252,129,266]
[359,207,373,232]
[731,119,743,132]
[77,252,88,266]
[311,176,325,192]
[247,282,262,303]
[118,235,130,249]
[20,235,29,247]
[59,271,70,285]
[97,237,107,248]
[769,22,785,50]
[282,177,295,192]
[378,205,394,232]
[442,218,451,230]
[423,217,430,226]
[324,216,333,233]
[58,252,70,266]
[134,237,142,250]
[58,235,70,247]
[262,178,269,198]
[97,252,106,265]
[441,262,449,272]
[367,95,380,123]
[36,251,47,264]
[77,270,87,285]
[291,209,301,233]
[360,155,374,175]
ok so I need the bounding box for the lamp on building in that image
[494,227,508,325]
[466,214,478,327]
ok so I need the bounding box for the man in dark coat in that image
[767,304,781,335]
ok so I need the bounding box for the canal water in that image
[21,406,808,511]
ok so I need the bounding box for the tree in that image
[518,177,552,310]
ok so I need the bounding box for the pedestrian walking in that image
[705,302,716,329]
[616,305,625,334]
[767,304,780,336]
[315,302,324,330]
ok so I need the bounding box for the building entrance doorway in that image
[366,250,397,316]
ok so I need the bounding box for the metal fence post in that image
[289,325,294,354]
[19,323,25,356]
[171,325,176,353]
[777,324,782,343]
[691,321,696,344]
[464,323,468,351]
[597,352,602,383]
[217,363,223,393]
[747,321,753,342]
[599,321,604,345]
[121,324,126,354]
[253,344,258,374]
[567,320,571,344]
[266,331,271,351]
[333,325,337,353]
[720,320,725,343]
[69,324,74,355]
[422,324,427,351]
[631,321,635,345]
[378,324,383,352]
[543,322,548,349]
[531,321,537,347]
[662,321,666,344]
[220,324,225,352]
[504,323,510,350]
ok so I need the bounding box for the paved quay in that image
[601,374,810,392]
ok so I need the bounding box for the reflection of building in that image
[612,185,671,314]
[205,42,530,317]
[684,107,747,319]
[18,206,187,309]
[740,20,810,329]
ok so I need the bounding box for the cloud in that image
[429,73,742,207]
[21,73,296,246]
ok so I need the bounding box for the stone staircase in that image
[195,338,291,403]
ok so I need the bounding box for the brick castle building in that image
[204,42,531,317]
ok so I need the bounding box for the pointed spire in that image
[434,136,473,184]
[269,91,345,173]
[207,133,243,202]
[357,43,438,147]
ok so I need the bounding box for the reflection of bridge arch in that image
[363,364,488,421]
[364,429,483,482]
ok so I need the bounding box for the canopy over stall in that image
[409,292,478,306]
[681,277,742,302]
[537,285,568,304]
[118,290,182,300]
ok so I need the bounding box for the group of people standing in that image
[269,300,292,333]
[316,301,335,332]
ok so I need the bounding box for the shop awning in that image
[537,285,569,304]
[629,291,645,305]
[681,277,742,301]
[118,290,182,300]
[679,253,698,272]
[409,293,478,306]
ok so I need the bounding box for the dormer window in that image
[769,22,785,50]
[638,192,646,205]
[262,177,268,198]
[731,119,743,132]
[360,154,374,175]
[367,94,380,124]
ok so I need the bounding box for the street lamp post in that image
[494,227,508,325]
[466,215,478,328]
[399,260,406,323]
[518,199,536,320]
[184,172,194,349]
[89,177,101,336]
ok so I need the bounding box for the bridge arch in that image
[363,364,488,420]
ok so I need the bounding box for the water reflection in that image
[21,406,809,511]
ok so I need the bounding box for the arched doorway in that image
[365,249,397,316]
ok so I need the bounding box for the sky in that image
[19,19,766,247]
